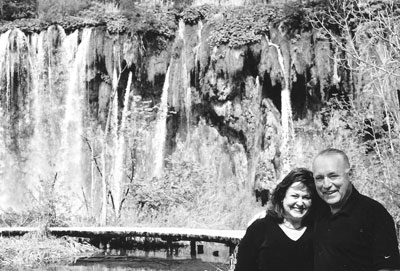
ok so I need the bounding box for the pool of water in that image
[7,242,232,271]
[60,257,229,271]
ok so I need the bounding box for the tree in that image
[307,0,400,219]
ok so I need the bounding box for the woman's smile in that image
[282,182,312,223]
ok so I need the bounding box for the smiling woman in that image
[279,181,312,241]
[234,168,318,271]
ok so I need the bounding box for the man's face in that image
[312,154,352,213]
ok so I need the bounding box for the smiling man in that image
[312,148,400,271]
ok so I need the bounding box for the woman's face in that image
[282,182,312,223]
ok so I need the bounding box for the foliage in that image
[121,140,263,230]
[119,1,177,37]
[37,0,92,22]
[171,0,194,9]
[208,5,277,48]
[83,79,157,224]
[0,234,98,269]
[179,4,217,25]
[0,0,36,20]
[276,1,313,35]
[0,18,43,33]
[293,95,400,224]
[130,155,214,215]
[303,0,400,226]
[309,0,400,36]
[0,174,70,228]
[74,1,126,33]
[105,15,129,33]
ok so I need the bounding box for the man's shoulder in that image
[356,192,393,219]
[357,192,386,209]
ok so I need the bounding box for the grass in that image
[0,231,99,269]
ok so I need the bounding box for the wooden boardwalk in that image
[0,226,246,246]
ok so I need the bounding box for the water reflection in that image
[46,242,231,271]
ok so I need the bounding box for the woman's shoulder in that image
[247,214,275,232]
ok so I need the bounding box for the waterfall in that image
[0,30,11,102]
[0,26,94,213]
[177,19,192,137]
[112,72,133,217]
[28,30,49,203]
[0,30,11,209]
[247,76,261,190]
[333,46,341,88]
[58,28,92,212]
[152,66,171,178]
[195,21,203,60]
[266,36,294,179]
[0,28,35,209]
[109,66,119,211]
[28,26,78,207]
[188,20,204,137]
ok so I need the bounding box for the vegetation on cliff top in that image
[0,0,315,44]
[208,5,277,48]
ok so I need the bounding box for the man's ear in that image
[346,165,355,177]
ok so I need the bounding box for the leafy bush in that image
[292,95,400,224]
[303,0,400,227]
[0,234,98,269]
[208,5,277,48]
[121,141,263,229]
[37,0,91,21]
[0,0,36,20]
[277,1,313,35]
[119,1,177,37]
[180,4,217,25]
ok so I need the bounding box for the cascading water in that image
[0,29,13,209]
[59,28,92,212]
[0,26,93,214]
[333,46,341,89]
[152,66,171,178]
[28,28,60,204]
[100,65,121,220]
[194,21,203,65]
[0,28,36,210]
[0,12,336,224]
[188,20,204,137]
[112,72,133,218]
[266,36,294,179]
[178,19,192,139]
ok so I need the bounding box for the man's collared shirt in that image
[314,186,400,271]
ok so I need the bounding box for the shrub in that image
[119,3,177,37]
[0,234,98,269]
[37,0,91,21]
[208,5,277,48]
[121,139,263,229]
[0,0,36,20]
[292,95,400,224]
[180,4,217,25]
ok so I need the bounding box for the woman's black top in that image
[234,215,314,271]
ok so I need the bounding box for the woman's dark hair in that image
[267,168,317,226]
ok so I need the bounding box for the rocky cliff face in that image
[0,5,347,218]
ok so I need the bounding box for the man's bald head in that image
[313,148,350,169]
